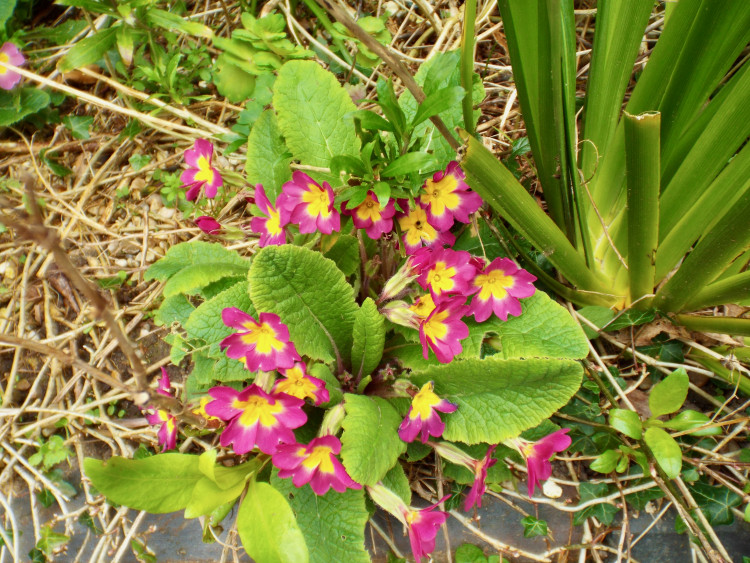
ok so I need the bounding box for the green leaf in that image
[59,27,117,72]
[380,152,439,178]
[213,56,257,103]
[412,358,582,444]
[323,234,360,277]
[381,463,411,505]
[644,427,682,479]
[249,245,358,365]
[649,368,689,418]
[184,477,245,519]
[455,543,489,563]
[0,88,51,127]
[340,394,405,486]
[663,410,722,436]
[273,60,360,169]
[145,241,250,297]
[236,481,309,563]
[573,482,619,526]
[62,115,93,140]
[351,298,385,378]
[36,526,69,558]
[590,450,620,474]
[609,409,643,440]
[0,0,17,28]
[272,474,370,563]
[521,515,548,538]
[691,481,742,526]
[347,109,394,132]
[146,8,212,38]
[309,363,343,407]
[245,110,292,202]
[83,454,203,513]
[479,291,589,359]
[577,306,616,339]
[606,308,657,331]
[625,483,664,511]
[153,294,195,327]
[412,86,466,127]
[184,281,255,358]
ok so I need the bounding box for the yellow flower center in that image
[355,194,382,222]
[474,269,515,300]
[241,322,284,354]
[399,207,437,246]
[275,367,318,400]
[420,174,459,215]
[422,310,450,342]
[234,395,284,427]
[426,262,456,294]
[410,294,436,319]
[410,382,443,420]
[302,445,335,473]
[302,183,332,217]
[0,53,8,75]
[194,155,215,184]
[266,207,283,235]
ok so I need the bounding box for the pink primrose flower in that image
[273,362,329,406]
[194,216,222,235]
[180,138,223,201]
[220,308,301,372]
[398,205,455,255]
[142,368,177,451]
[398,381,457,443]
[463,445,497,511]
[469,258,537,322]
[419,298,469,363]
[345,191,396,239]
[405,499,450,563]
[278,171,340,234]
[419,161,482,231]
[417,247,477,302]
[249,184,290,247]
[0,42,24,90]
[272,435,361,495]
[205,384,307,455]
[514,429,571,497]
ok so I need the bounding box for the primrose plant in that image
[84,57,589,562]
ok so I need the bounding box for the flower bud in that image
[381,300,419,329]
[194,216,222,234]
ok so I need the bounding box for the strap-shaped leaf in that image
[351,298,385,378]
[249,245,358,365]
[412,358,582,444]
[245,110,292,202]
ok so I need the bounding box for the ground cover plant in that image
[0,1,748,562]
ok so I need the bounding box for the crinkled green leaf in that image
[153,294,195,327]
[185,280,255,358]
[412,358,582,444]
[273,60,360,169]
[249,245,358,364]
[58,27,117,72]
[245,110,292,202]
[341,394,405,486]
[309,363,343,407]
[479,291,589,359]
[190,352,251,390]
[83,454,203,513]
[237,481,309,563]
[351,298,385,378]
[163,264,249,297]
[272,473,369,563]
[323,234,360,277]
[644,427,682,479]
[649,368,689,417]
[145,241,250,283]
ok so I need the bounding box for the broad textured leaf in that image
[249,245,358,364]
[351,298,385,378]
[340,394,405,485]
[245,110,292,202]
[691,482,742,526]
[0,88,50,126]
[412,358,582,444]
[190,352,251,389]
[644,427,682,479]
[381,463,411,505]
[163,264,248,297]
[237,481,309,563]
[145,241,250,282]
[478,291,589,359]
[625,483,665,511]
[273,60,360,169]
[649,368,688,418]
[184,281,255,358]
[83,454,202,513]
[272,474,369,563]
[58,27,117,72]
[153,294,195,327]
[322,234,360,276]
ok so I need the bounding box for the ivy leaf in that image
[691,481,742,526]
[83,454,203,513]
[573,483,619,526]
[454,544,490,563]
[272,473,370,563]
[649,368,689,417]
[412,358,582,444]
[145,241,251,297]
[577,306,616,339]
[351,298,385,378]
[62,115,93,140]
[521,516,548,538]
[479,291,589,359]
[0,87,51,127]
[644,427,682,479]
[625,483,665,511]
[273,60,360,169]
[341,394,405,486]
[185,281,255,358]
[605,308,656,331]
[245,110,292,202]
[237,480,309,563]
[249,245,358,365]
